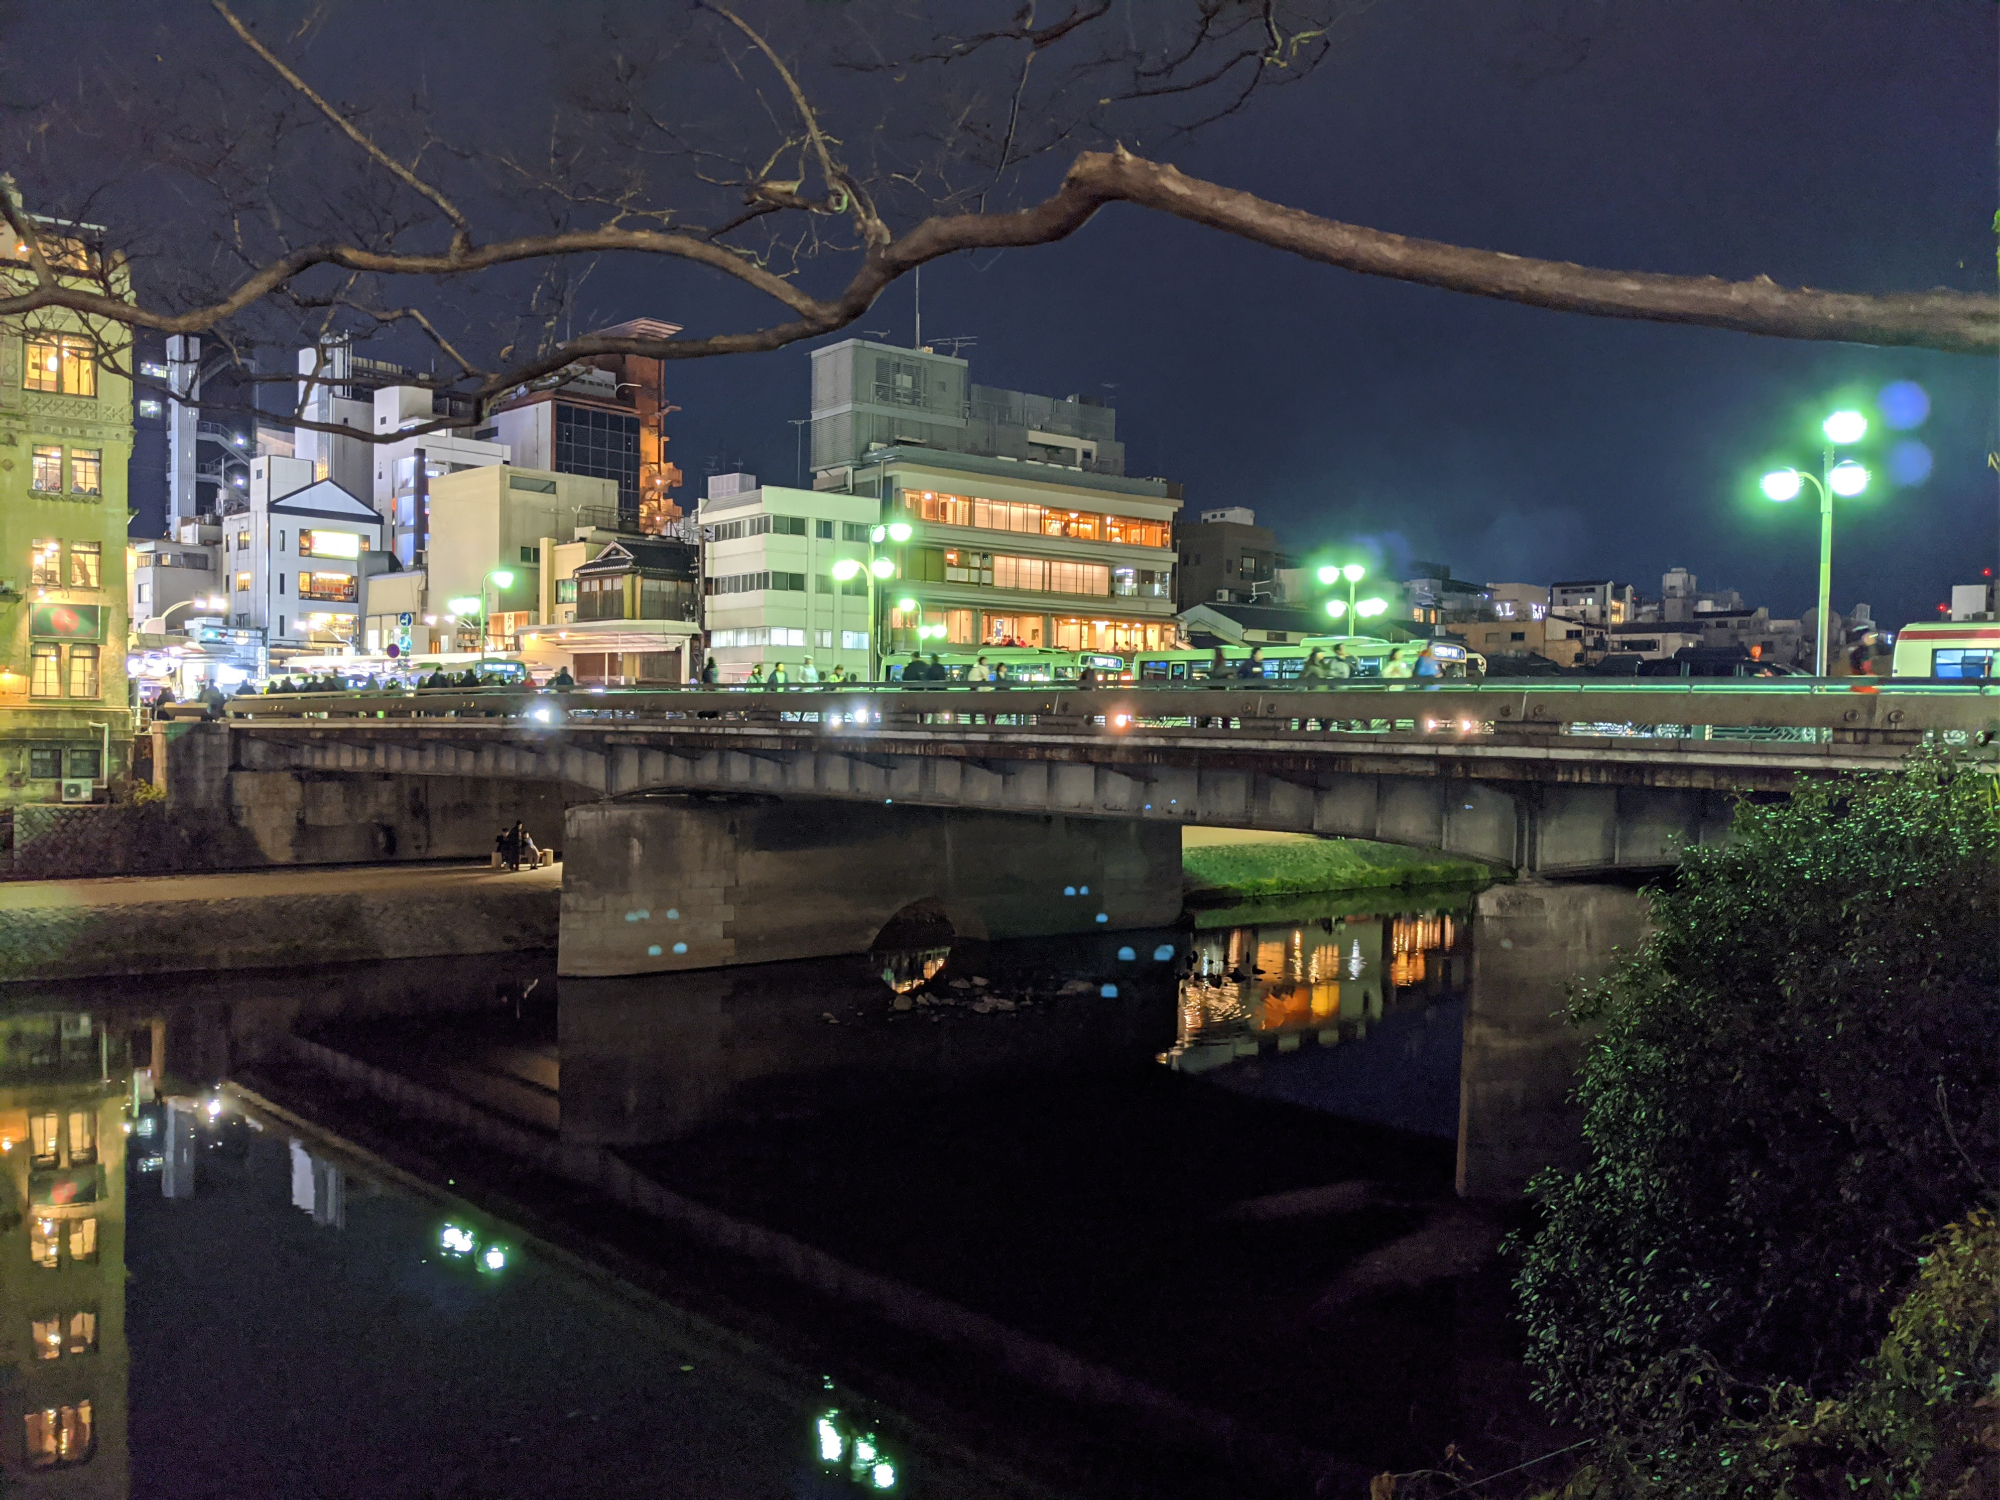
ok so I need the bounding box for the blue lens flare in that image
[1877,380,1929,431]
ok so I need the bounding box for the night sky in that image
[14,2,1995,627]
[633,3,1997,627]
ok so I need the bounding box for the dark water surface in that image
[0,878,1643,1497]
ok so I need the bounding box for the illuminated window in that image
[66,1111,95,1166]
[29,1219,59,1270]
[138,398,162,418]
[299,572,358,602]
[68,450,100,496]
[234,530,250,551]
[234,572,251,593]
[27,647,60,698]
[66,647,99,700]
[29,1311,94,1360]
[30,447,61,492]
[29,538,61,585]
[23,1400,93,1468]
[67,1218,95,1265]
[68,541,100,588]
[28,1113,59,1168]
[22,335,95,397]
[299,529,362,560]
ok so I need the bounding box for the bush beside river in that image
[1182,829,1491,902]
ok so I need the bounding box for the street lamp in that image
[1761,408,1870,676]
[1316,562,1373,631]
[140,594,228,635]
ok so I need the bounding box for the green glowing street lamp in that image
[1316,562,1375,634]
[828,529,907,681]
[1760,408,1870,676]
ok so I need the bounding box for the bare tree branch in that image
[210,0,476,258]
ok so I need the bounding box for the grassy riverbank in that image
[1182,828,1491,902]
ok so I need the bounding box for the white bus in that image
[1889,622,2000,680]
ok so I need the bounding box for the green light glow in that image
[830,558,862,581]
[1829,459,1869,497]
[1761,469,1804,501]
[1822,410,1867,445]
[489,569,515,589]
[871,1461,897,1489]
[1316,565,1338,585]
[886,522,913,542]
[870,525,888,544]
[870,557,896,578]
[1341,563,1367,583]
[446,596,482,614]
[816,1416,844,1463]
[1324,599,1348,618]
[896,597,917,612]
[1356,598,1388,618]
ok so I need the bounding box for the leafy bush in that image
[1513,751,1998,1438]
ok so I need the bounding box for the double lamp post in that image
[1761,409,1870,677]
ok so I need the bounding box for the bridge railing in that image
[221,680,2000,761]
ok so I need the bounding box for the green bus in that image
[1131,636,1405,684]
[884,648,1125,684]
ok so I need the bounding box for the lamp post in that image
[1761,409,1870,676]
[448,567,517,654]
[141,594,228,636]
[1318,563,1388,636]
[830,522,908,682]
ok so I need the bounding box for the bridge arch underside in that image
[239,735,1739,876]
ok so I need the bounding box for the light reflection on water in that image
[1161,904,1466,1076]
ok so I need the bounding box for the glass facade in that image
[555,404,641,520]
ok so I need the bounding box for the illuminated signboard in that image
[29,604,102,642]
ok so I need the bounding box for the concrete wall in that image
[559,794,1184,976]
[0,875,559,984]
[1455,880,1648,1199]
[153,721,571,869]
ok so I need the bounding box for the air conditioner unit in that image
[58,779,94,804]
[1215,589,1233,603]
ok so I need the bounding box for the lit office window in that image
[66,1111,95,1166]
[28,1112,59,1167]
[29,1219,59,1270]
[68,541,100,588]
[29,538,60,585]
[67,1218,96,1265]
[28,647,60,698]
[68,450,100,496]
[66,647,99,701]
[22,335,96,397]
[23,1400,93,1468]
[30,447,62,493]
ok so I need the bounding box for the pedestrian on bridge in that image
[699,656,719,686]
[800,657,819,684]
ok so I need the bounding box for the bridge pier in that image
[558,794,1184,977]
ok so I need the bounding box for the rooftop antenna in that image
[928,335,977,358]
[913,264,921,350]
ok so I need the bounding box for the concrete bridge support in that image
[559,795,1183,977]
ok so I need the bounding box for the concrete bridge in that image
[175,681,1995,975]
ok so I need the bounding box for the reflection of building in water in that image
[0,1013,129,1497]
[876,947,950,995]
[289,1140,346,1229]
[1164,909,1463,1072]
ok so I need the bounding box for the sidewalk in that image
[0,860,562,982]
[0,859,560,911]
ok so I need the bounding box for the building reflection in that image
[1163,909,1463,1073]
[0,1011,129,1499]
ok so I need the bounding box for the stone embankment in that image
[0,861,560,982]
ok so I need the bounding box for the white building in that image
[700,474,880,681]
[231,455,384,654]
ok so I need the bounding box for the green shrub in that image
[1513,752,1998,1440]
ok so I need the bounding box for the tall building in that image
[232,456,384,655]
[488,320,686,534]
[0,1010,129,1495]
[699,473,881,681]
[0,224,135,803]
[1173,506,1287,610]
[804,340,1181,658]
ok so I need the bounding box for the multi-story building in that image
[360,465,619,656]
[1173,507,1289,610]
[1482,582,1551,622]
[1549,579,1638,626]
[232,456,385,656]
[531,537,702,685]
[366,385,508,568]
[805,341,1181,660]
[488,320,686,535]
[0,1009,129,1495]
[1,226,134,802]
[699,474,882,681]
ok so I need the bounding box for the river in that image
[0,876,1645,1498]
